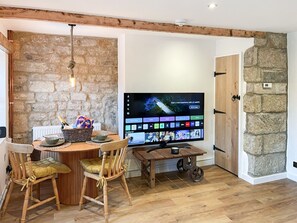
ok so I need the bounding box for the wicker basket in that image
[62,127,93,142]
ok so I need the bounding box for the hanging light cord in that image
[68,24,76,75]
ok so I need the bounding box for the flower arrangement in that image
[74,115,94,129]
[58,115,94,129]
[59,115,95,142]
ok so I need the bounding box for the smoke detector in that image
[175,19,187,27]
[208,3,218,9]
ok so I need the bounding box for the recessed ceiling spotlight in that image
[208,3,218,9]
[175,19,187,27]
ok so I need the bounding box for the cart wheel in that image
[189,166,204,182]
[177,159,184,172]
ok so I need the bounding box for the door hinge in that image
[213,145,225,153]
[214,109,226,114]
[231,95,240,101]
[214,71,226,77]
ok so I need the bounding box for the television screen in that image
[123,93,204,146]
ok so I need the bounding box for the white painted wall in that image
[216,37,254,57]
[117,34,125,142]
[215,37,254,182]
[1,18,287,184]
[123,33,216,176]
[287,32,297,182]
[0,23,9,208]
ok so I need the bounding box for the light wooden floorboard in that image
[1,165,297,223]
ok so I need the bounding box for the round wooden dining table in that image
[33,134,120,205]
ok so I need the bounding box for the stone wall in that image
[243,33,287,177]
[12,32,118,143]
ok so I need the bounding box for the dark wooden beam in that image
[0,6,266,38]
[0,31,13,53]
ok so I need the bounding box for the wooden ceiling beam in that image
[0,31,13,53]
[0,6,266,38]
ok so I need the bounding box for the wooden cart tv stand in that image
[132,143,206,188]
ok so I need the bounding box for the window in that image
[0,49,8,139]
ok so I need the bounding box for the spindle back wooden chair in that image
[79,138,132,223]
[1,140,70,223]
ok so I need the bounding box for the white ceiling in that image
[0,0,297,33]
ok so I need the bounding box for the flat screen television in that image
[123,92,204,146]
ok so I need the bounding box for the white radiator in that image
[32,123,101,140]
[32,123,101,160]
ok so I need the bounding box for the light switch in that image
[263,83,272,89]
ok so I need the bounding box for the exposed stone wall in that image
[12,32,118,143]
[243,33,287,177]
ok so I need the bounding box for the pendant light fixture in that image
[68,24,76,87]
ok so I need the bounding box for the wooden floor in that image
[2,165,297,223]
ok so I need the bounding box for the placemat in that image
[85,141,101,145]
[36,142,72,151]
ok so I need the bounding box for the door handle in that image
[231,95,240,101]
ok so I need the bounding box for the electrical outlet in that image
[293,161,297,168]
[263,83,272,89]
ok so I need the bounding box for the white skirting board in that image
[239,172,287,185]
[285,172,297,183]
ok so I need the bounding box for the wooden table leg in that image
[183,157,188,170]
[149,160,156,188]
[57,150,99,205]
[191,155,197,167]
[141,161,146,179]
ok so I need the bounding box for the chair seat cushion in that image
[80,157,111,174]
[26,157,71,178]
